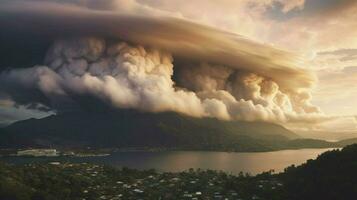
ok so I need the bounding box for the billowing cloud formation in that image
[0,37,322,123]
[0,0,315,91]
[0,0,328,124]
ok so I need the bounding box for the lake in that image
[1,148,336,175]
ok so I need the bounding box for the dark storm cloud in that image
[0,0,315,91]
[0,0,326,124]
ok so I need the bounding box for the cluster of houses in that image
[14,148,109,157]
[17,149,58,157]
[30,162,284,200]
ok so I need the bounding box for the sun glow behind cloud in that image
[0,0,356,135]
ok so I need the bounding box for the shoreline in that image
[0,146,341,157]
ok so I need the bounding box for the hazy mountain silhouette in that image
[0,109,353,151]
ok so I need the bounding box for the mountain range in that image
[0,109,356,151]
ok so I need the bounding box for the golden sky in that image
[123,0,357,132]
[0,0,356,136]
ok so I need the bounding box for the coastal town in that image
[0,148,111,157]
[0,162,284,200]
[2,145,357,200]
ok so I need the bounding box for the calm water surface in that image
[1,148,336,175]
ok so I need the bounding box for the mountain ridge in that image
[0,109,355,151]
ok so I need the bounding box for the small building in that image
[133,189,144,193]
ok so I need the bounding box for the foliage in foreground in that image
[280,144,357,200]
[0,162,284,200]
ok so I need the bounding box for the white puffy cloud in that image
[0,37,323,124]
